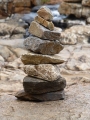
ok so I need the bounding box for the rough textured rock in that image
[60,25,90,44]
[64,0,81,2]
[37,6,53,21]
[24,36,63,55]
[29,21,61,40]
[35,15,54,31]
[15,90,65,101]
[87,17,90,24]
[24,64,60,81]
[0,23,25,36]
[58,2,82,18]
[13,0,31,7]
[21,52,65,65]
[59,2,90,18]
[82,0,90,7]
[23,76,66,94]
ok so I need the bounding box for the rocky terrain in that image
[0,1,90,120]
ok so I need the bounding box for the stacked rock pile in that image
[15,6,66,101]
[58,0,90,18]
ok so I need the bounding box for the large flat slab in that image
[15,90,65,101]
[21,52,65,65]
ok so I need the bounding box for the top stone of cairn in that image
[37,6,53,21]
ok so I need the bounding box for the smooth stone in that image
[21,52,65,65]
[24,36,63,55]
[35,15,54,31]
[15,90,65,101]
[29,21,61,40]
[23,76,66,94]
[24,64,60,81]
[37,6,53,21]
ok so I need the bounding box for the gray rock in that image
[24,36,63,55]
[15,90,65,101]
[21,52,65,65]
[24,64,60,81]
[23,76,66,94]
[29,21,61,40]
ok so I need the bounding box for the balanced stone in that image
[23,76,66,94]
[21,52,65,65]
[24,64,60,81]
[24,36,63,55]
[15,90,65,101]
[37,6,53,21]
[29,21,61,40]
[35,15,54,31]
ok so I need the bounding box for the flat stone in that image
[37,6,53,21]
[15,90,33,101]
[15,90,65,101]
[23,76,66,94]
[24,64,60,81]
[24,36,63,55]
[21,52,65,65]
[35,15,54,31]
[29,21,61,40]
[82,0,90,7]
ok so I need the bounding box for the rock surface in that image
[37,6,53,21]
[82,0,90,6]
[59,2,90,18]
[29,21,61,40]
[15,90,65,101]
[23,76,66,94]
[60,25,90,44]
[35,15,54,31]
[21,52,65,65]
[24,64,60,81]
[24,36,63,55]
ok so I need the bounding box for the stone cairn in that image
[58,0,90,19]
[15,6,66,101]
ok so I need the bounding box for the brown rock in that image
[58,2,82,18]
[29,21,61,40]
[64,0,81,2]
[35,16,54,31]
[37,6,53,21]
[82,0,90,7]
[21,52,65,65]
[15,90,65,101]
[13,0,31,7]
[24,64,60,81]
[23,76,66,94]
[24,36,63,55]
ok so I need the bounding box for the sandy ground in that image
[0,69,90,120]
[0,43,90,120]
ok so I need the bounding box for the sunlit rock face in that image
[59,0,90,18]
